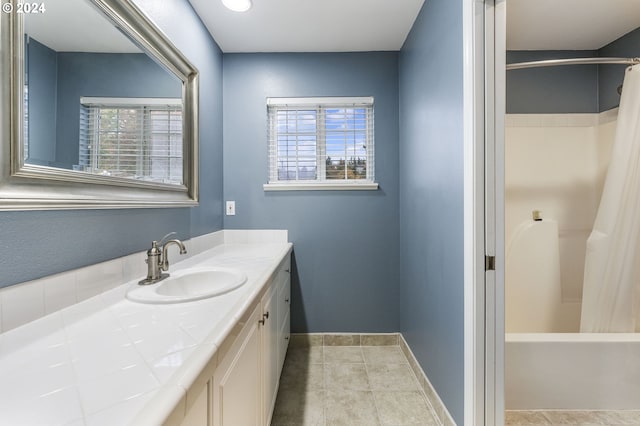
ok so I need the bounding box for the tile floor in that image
[505,410,640,425]
[270,345,441,426]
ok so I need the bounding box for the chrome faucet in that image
[139,232,187,285]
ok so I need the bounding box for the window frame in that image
[264,96,378,191]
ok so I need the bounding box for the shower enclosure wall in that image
[505,110,616,334]
[504,56,640,410]
[505,109,640,409]
[505,110,640,410]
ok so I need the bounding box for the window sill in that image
[263,182,379,191]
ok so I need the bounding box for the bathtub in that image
[505,214,640,409]
[505,332,640,409]
[504,112,640,410]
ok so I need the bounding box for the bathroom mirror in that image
[0,0,199,210]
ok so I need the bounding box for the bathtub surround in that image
[505,111,617,332]
[504,102,640,408]
[399,0,465,423]
[0,0,224,289]
[506,219,563,333]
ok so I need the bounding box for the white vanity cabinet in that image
[264,255,291,424]
[181,383,210,426]
[211,303,263,426]
[262,283,279,425]
[276,261,291,377]
[209,254,291,426]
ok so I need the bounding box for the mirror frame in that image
[0,0,199,210]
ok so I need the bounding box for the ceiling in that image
[188,0,425,53]
[25,0,140,53]
[507,0,640,51]
[190,0,640,53]
[22,0,640,54]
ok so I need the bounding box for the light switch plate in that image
[226,201,236,216]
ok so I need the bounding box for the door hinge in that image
[485,255,496,271]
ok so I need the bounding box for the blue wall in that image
[0,0,224,288]
[398,0,464,423]
[506,50,598,113]
[26,38,57,165]
[506,27,640,114]
[599,27,640,111]
[222,52,400,333]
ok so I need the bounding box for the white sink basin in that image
[126,267,248,304]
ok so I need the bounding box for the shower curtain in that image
[581,64,640,333]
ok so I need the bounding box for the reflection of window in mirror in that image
[2,0,199,209]
[23,2,185,179]
[78,97,183,184]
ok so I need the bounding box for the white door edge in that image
[463,0,491,425]
[493,0,506,424]
[464,1,506,425]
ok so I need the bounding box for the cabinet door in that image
[180,383,209,426]
[277,269,291,376]
[278,309,290,378]
[212,305,262,426]
[262,284,279,425]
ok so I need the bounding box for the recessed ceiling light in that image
[221,0,252,12]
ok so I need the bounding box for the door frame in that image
[463,0,505,425]
[485,0,506,424]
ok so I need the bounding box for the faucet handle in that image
[158,232,177,246]
[147,240,161,254]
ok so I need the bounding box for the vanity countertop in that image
[0,240,292,426]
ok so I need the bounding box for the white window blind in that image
[267,97,375,189]
[78,97,183,184]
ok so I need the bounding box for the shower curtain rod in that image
[506,57,640,70]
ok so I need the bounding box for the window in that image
[266,97,377,190]
[78,97,183,184]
